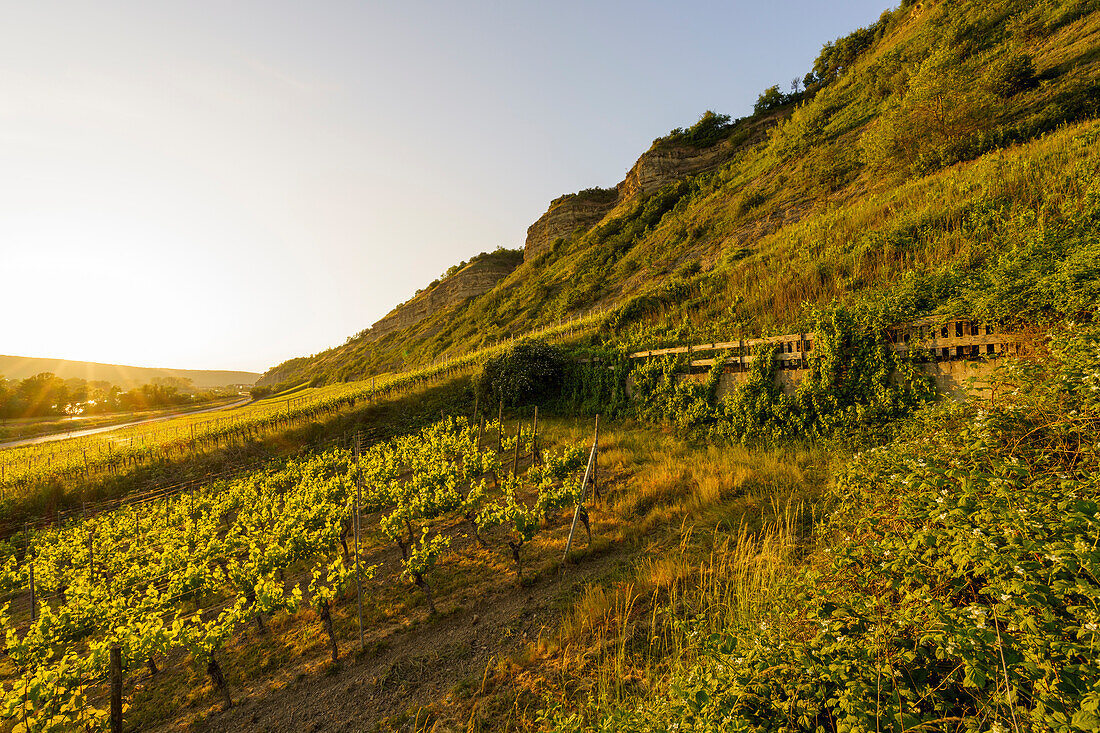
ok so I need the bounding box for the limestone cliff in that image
[524,113,783,261]
[616,143,735,202]
[363,254,520,342]
[523,144,734,261]
[523,189,618,261]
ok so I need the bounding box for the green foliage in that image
[812,20,884,82]
[659,111,735,149]
[476,339,566,408]
[571,187,619,205]
[559,349,631,416]
[714,344,789,442]
[562,329,1100,733]
[987,52,1039,98]
[622,306,935,446]
[753,86,787,114]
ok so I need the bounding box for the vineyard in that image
[0,412,602,730]
[0,310,606,520]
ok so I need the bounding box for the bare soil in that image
[189,551,622,733]
[145,461,635,732]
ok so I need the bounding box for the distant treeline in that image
[0,372,230,419]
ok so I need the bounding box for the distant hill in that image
[0,355,259,390]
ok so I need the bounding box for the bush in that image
[476,339,566,408]
[987,52,1038,98]
[659,111,736,149]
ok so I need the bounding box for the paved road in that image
[0,397,252,450]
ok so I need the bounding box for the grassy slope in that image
[494,328,1100,733]
[261,0,1100,386]
[259,248,526,386]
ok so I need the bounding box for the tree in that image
[476,339,565,407]
[15,373,68,417]
[754,85,786,114]
[859,48,992,174]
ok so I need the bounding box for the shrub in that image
[476,339,566,407]
[659,111,736,149]
[754,86,787,114]
[987,52,1038,98]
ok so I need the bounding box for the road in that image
[0,397,252,450]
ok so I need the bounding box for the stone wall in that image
[677,358,1004,401]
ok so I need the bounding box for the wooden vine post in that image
[28,554,36,623]
[531,406,539,465]
[354,434,365,650]
[592,416,600,499]
[512,421,522,475]
[110,643,123,733]
[563,414,599,563]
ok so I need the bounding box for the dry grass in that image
[457,421,836,731]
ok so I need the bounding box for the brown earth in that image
[141,451,633,733]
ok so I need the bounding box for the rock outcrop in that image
[523,190,617,261]
[363,255,520,342]
[523,143,733,261]
[523,112,788,261]
[616,143,734,202]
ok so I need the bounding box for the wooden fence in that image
[629,318,1025,372]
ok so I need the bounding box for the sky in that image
[0,0,890,374]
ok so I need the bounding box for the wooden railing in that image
[629,319,1023,371]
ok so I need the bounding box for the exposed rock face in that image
[363,257,519,342]
[523,193,617,261]
[523,111,790,261]
[617,143,734,202]
[523,142,737,261]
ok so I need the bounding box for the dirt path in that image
[158,466,633,733]
[191,554,619,733]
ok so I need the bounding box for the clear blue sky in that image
[1,0,889,373]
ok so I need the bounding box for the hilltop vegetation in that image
[259,0,1100,389]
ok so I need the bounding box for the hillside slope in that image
[258,248,522,386]
[262,0,1100,388]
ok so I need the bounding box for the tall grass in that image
[518,433,827,732]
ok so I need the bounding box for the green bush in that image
[476,339,566,408]
[754,85,787,114]
[621,306,935,446]
[659,111,736,149]
[987,52,1039,98]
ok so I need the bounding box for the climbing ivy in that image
[559,348,631,417]
[616,306,935,446]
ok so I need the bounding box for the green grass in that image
[495,326,1100,732]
